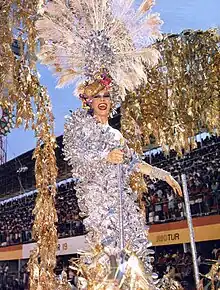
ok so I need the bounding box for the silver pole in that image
[149,151,152,164]
[181,174,200,289]
[117,164,125,250]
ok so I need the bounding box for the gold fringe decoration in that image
[0,1,68,289]
[28,84,59,290]
[120,102,147,213]
[121,29,220,207]
[122,29,220,155]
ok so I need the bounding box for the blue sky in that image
[6,0,220,160]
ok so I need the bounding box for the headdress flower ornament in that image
[36,0,163,106]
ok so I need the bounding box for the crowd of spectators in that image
[0,258,79,290]
[155,250,195,289]
[154,242,220,290]
[0,135,219,247]
[144,135,220,224]
[0,263,28,290]
[0,181,85,247]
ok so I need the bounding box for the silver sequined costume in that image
[63,110,161,286]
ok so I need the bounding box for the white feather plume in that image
[36,0,163,102]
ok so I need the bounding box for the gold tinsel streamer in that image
[120,102,147,213]
[121,29,220,203]
[0,1,68,289]
[122,29,220,154]
[28,83,59,290]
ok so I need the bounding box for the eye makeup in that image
[93,94,110,99]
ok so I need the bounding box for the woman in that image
[36,0,181,286]
[63,77,182,288]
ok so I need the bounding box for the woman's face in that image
[91,89,111,119]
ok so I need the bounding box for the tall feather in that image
[138,0,155,14]
[56,69,78,88]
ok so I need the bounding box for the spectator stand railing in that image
[146,191,220,224]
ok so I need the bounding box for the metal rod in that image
[117,164,125,250]
[181,174,200,289]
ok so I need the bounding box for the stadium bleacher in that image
[144,135,220,224]
[0,132,219,247]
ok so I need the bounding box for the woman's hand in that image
[106,149,124,164]
[138,163,182,197]
[165,175,183,197]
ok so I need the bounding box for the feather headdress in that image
[36,0,163,104]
